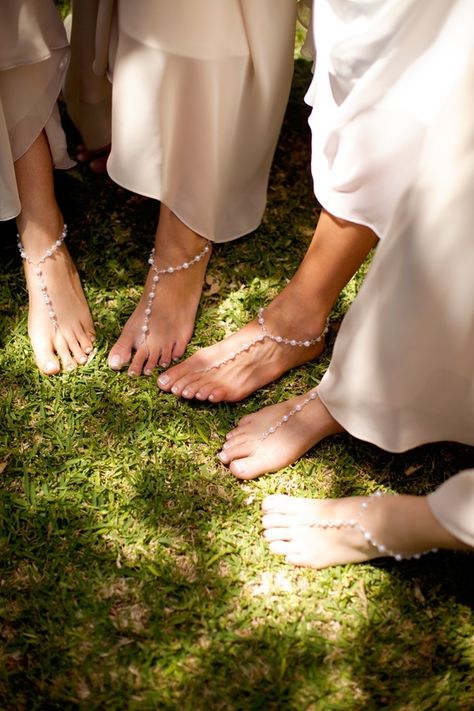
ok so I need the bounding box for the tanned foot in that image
[108,207,211,376]
[22,223,95,375]
[217,391,343,479]
[157,292,328,403]
[261,493,455,570]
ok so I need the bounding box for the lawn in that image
[1,42,473,711]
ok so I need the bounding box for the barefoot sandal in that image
[260,387,320,440]
[141,241,211,345]
[200,308,329,374]
[17,224,68,330]
[308,491,439,562]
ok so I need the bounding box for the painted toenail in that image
[109,355,122,368]
[158,374,170,385]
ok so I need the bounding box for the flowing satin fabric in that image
[0,0,74,221]
[428,470,474,548]
[306,0,474,239]
[65,0,297,242]
[319,46,474,452]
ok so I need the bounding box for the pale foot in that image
[217,391,343,479]
[157,295,328,403]
[261,493,452,569]
[22,228,95,375]
[108,207,211,376]
[262,495,378,569]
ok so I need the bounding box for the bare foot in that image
[217,390,343,479]
[262,492,452,569]
[157,294,328,403]
[108,207,211,376]
[21,225,96,375]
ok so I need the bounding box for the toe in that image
[108,338,132,371]
[144,350,160,376]
[229,454,267,480]
[263,526,293,542]
[262,495,303,514]
[268,539,298,556]
[127,345,148,376]
[262,513,293,530]
[158,343,173,369]
[55,332,76,371]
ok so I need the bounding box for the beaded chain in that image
[141,241,211,344]
[260,387,319,440]
[17,224,68,330]
[201,308,329,374]
[308,491,439,562]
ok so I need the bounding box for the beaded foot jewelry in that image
[17,224,68,330]
[307,491,438,562]
[141,241,211,346]
[200,309,329,374]
[260,387,320,440]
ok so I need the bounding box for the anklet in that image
[17,224,68,330]
[308,491,438,562]
[201,308,329,374]
[141,241,211,344]
[260,388,319,440]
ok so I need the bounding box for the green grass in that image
[1,58,473,710]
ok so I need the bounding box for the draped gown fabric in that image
[318,46,474,454]
[306,0,474,239]
[65,0,298,243]
[428,470,474,549]
[0,0,74,221]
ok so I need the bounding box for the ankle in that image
[156,206,211,261]
[17,212,65,260]
[263,298,329,343]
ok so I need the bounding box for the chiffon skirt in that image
[306,0,474,239]
[428,471,474,549]
[318,48,474,454]
[65,0,297,242]
[0,0,74,221]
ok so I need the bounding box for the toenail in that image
[222,442,231,450]
[182,389,190,397]
[128,370,138,377]
[195,392,206,400]
[208,393,215,402]
[160,362,169,369]
[171,386,180,394]
[79,356,87,365]
[109,355,122,368]
[144,369,152,376]
[232,461,245,475]
[158,374,170,385]
[218,451,229,463]
[45,360,57,372]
